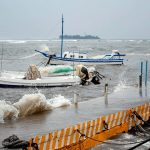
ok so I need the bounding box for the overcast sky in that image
[0,0,150,39]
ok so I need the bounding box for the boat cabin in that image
[63,51,87,59]
[102,50,125,60]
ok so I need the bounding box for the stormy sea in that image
[0,39,150,149]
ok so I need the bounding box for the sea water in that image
[0,39,150,149]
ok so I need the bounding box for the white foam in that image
[127,53,150,56]
[113,81,128,93]
[0,93,71,123]
[0,100,19,123]
[6,40,27,44]
[13,93,53,117]
[20,53,39,59]
[1,71,24,79]
[47,95,71,108]
[113,69,128,93]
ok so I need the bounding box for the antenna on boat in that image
[60,14,64,58]
[0,42,4,77]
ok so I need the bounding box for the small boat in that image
[0,66,80,88]
[35,49,126,65]
[35,15,126,65]
[0,64,104,87]
[0,75,80,88]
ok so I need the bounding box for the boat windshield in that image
[102,55,112,59]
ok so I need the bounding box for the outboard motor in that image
[75,65,105,85]
[90,71,105,85]
[91,75,100,84]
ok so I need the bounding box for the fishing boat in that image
[35,49,126,65]
[0,63,104,87]
[0,65,80,88]
[35,16,126,65]
[0,75,80,88]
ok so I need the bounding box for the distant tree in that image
[59,34,100,39]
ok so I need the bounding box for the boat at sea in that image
[0,65,80,88]
[35,15,126,65]
[36,49,126,65]
[0,74,80,88]
[0,64,103,88]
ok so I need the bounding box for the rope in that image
[133,111,150,126]
[127,137,150,150]
[76,129,144,145]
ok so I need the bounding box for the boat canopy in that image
[63,51,87,59]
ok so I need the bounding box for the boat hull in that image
[50,58,124,66]
[0,76,80,88]
[35,50,125,65]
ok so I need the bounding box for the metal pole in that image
[0,43,4,77]
[141,61,143,76]
[145,60,148,87]
[60,14,64,58]
[139,75,142,88]
[104,83,108,105]
[139,62,143,88]
[74,92,78,105]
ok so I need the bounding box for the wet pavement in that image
[0,85,149,145]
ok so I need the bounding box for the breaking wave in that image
[0,93,71,123]
[5,40,27,44]
[127,53,150,56]
[20,53,39,59]
[113,81,129,93]
[113,69,129,93]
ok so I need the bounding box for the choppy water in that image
[0,39,150,149]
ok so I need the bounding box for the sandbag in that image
[24,64,41,80]
[2,135,29,149]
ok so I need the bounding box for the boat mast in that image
[60,14,64,58]
[0,43,3,77]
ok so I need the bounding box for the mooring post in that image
[104,83,108,105]
[139,62,143,88]
[139,75,142,88]
[74,92,78,105]
[145,60,148,87]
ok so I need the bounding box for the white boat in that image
[35,16,126,65]
[0,75,80,88]
[0,66,80,88]
[35,49,126,65]
[0,63,104,87]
